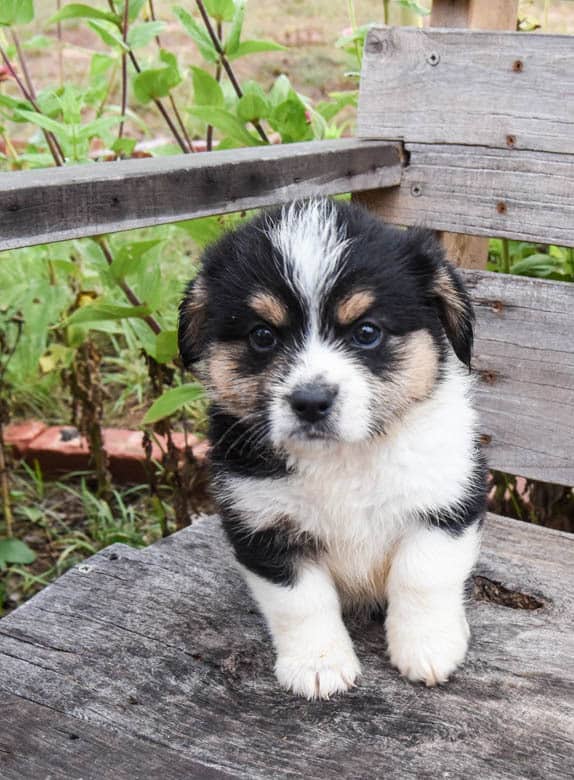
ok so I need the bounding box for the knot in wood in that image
[506,134,517,148]
[426,52,440,66]
[496,201,507,215]
[410,183,423,197]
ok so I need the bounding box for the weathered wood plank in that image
[428,0,519,269]
[0,695,233,780]
[356,143,574,247]
[358,27,574,155]
[0,514,572,780]
[463,270,574,485]
[0,140,401,252]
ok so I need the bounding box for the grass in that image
[1,461,174,615]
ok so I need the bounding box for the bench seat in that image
[0,513,572,779]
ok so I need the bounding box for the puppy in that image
[179,199,486,699]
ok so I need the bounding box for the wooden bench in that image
[1,22,573,780]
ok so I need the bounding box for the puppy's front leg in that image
[385,523,481,686]
[242,563,361,699]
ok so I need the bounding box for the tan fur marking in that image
[207,343,260,417]
[434,268,465,329]
[249,291,288,327]
[336,290,376,326]
[400,330,440,402]
[370,330,439,431]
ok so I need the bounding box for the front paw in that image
[275,646,361,700]
[387,612,470,686]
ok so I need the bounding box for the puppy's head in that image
[179,199,473,453]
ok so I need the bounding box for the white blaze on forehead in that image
[267,199,351,307]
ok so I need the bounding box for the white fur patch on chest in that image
[220,363,477,606]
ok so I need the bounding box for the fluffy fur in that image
[179,198,486,699]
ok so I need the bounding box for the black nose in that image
[289,384,338,424]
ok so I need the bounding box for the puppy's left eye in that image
[249,324,277,352]
[351,322,382,349]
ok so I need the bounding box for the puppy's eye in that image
[351,322,382,349]
[249,324,277,352]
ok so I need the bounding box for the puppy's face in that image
[179,200,473,454]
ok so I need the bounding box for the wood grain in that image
[356,143,574,247]
[0,514,572,779]
[358,27,574,155]
[0,140,401,252]
[428,0,519,270]
[463,270,574,485]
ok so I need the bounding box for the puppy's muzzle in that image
[289,383,338,424]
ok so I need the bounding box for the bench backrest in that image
[356,26,574,486]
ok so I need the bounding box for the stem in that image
[383,0,390,25]
[117,0,130,145]
[206,19,223,152]
[109,0,190,153]
[0,421,13,537]
[1,40,65,165]
[147,0,194,152]
[95,237,162,335]
[195,0,269,144]
[127,51,190,153]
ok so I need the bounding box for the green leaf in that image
[237,92,270,122]
[316,91,357,122]
[88,20,128,51]
[227,39,286,60]
[155,330,178,364]
[188,106,260,145]
[76,115,123,141]
[173,6,218,62]
[191,66,224,107]
[225,0,245,57]
[177,215,226,247]
[109,239,161,280]
[268,74,292,107]
[132,50,182,104]
[0,0,34,26]
[23,34,54,51]
[67,302,151,326]
[0,538,36,565]
[49,4,118,25]
[143,383,204,424]
[15,109,68,137]
[396,0,430,16]
[177,215,225,247]
[510,254,561,277]
[204,0,235,22]
[127,20,165,49]
[269,97,311,143]
[111,137,137,156]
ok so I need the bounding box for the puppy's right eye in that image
[249,324,277,352]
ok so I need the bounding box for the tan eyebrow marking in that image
[248,291,288,327]
[336,290,376,326]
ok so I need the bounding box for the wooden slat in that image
[428,0,519,270]
[463,270,574,485]
[0,514,572,779]
[358,27,574,155]
[357,143,574,247]
[0,140,401,252]
[431,0,519,30]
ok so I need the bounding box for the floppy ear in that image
[178,274,208,367]
[432,260,474,369]
[407,229,474,368]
